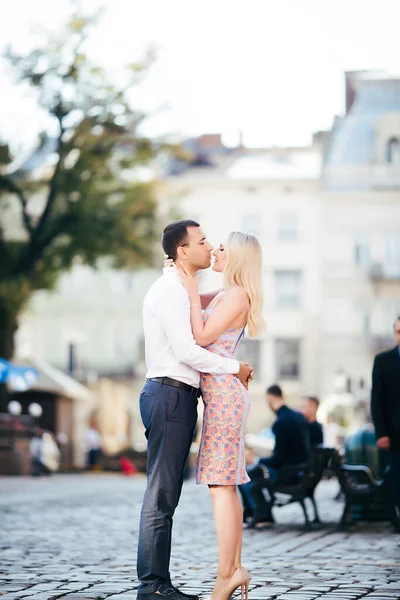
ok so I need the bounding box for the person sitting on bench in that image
[239,384,311,528]
[300,395,324,447]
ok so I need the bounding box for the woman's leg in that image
[209,485,241,598]
[234,489,243,568]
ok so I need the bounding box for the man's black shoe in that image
[246,516,275,529]
[243,508,252,523]
[170,586,199,600]
[137,583,199,600]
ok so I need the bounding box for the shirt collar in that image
[163,266,179,278]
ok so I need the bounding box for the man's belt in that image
[148,377,200,398]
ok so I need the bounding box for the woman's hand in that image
[176,262,201,300]
[164,254,174,268]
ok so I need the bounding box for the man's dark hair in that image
[266,384,283,398]
[162,219,200,261]
[394,316,400,329]
[305,395,320,408]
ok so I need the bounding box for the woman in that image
[175,231,265,600]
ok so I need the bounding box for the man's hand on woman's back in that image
[237,362,254,389]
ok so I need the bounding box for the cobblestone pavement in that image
[1,474,399,600]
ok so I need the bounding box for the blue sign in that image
[0,359,39,391]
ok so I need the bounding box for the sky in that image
[0,0,399,153]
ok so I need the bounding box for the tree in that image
[0,13,159,411]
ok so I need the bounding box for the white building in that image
[17,262,157,379]
[319,71,400,399]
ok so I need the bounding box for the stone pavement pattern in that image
[1,474,399,600]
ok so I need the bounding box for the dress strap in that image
[233,326,245,353]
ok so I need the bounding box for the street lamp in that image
[8,400,22,416]
[28,403,43,427]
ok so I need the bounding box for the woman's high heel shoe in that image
[206,567,250,600]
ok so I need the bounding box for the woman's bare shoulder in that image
[223,286,249,307]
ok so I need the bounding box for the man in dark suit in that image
[371,317,400,511]
[300,396,324,447]
[239,384,311,527]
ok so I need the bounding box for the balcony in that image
[369,262,400,281]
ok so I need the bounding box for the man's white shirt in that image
[143,268,240,387]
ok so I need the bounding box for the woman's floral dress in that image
[196,293,250,485]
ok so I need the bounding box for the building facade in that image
[319,71,400,399]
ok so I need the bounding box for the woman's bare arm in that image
[189,287,249,347]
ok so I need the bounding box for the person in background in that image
[371,316,400,512]
[300,396,324,447]
[239,384,311,528]
[85,424,102,469]
[324,414,342,449]
[40,431,61,475]
[30,428,43,476]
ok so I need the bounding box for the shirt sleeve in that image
[159,281,240,375]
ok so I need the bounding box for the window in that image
[385,235,400,265]
[277,213,298,241]
[275,339,300,380]
[67,343,77,375]
[235,339,261,379]
[384,235,400,277]
[241,214,261,238]
[363,312,370,336]
[275,270,302,308]
[354,235,370,266]
[114,324,135,359]
[386,138,400,164]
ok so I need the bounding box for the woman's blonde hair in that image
[224,231,266,338]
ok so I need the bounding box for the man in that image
[84,423,102,469]
[300,396,324,447]
[239,384,310,528]
[137,220,253,600]
[371,316,400,512]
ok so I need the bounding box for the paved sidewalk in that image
[1,474,399,600]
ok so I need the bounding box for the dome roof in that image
[325,75,400,167]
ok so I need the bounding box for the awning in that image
[10,356,93,404]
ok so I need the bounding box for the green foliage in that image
[0,11,160,359]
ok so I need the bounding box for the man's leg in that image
[137,382,197,594]
[248,465,279,524]
[238,480,255,519]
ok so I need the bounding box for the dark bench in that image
[334,462,400,531]
[263,446,335,526]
